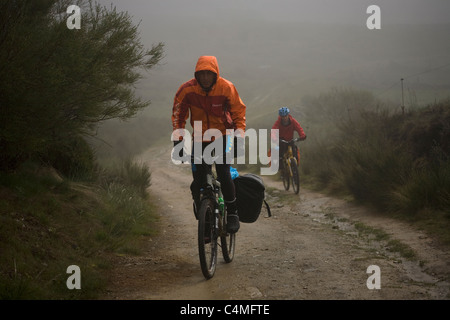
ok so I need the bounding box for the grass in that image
[352,221,418,261]
[353,222,390,243]
[0,159,158,299]
[310,207,418,261]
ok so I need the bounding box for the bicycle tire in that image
[198,198,218,279]
[290,158,300,194]
[221,228,235,263]
[282,162,290,190]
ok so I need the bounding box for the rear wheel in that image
[221,212,236,263]
[290,158,300,194]
[198,199,218,279]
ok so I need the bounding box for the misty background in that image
[91,0,450,159]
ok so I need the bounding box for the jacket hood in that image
[195,56,220,77]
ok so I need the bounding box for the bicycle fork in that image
[284,158,293,177]
[285,146,297,177]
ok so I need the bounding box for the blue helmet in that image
[279,107,290,117]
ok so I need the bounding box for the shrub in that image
[301,90,450,214]
[40,136,95,180]
[97,159,151,199]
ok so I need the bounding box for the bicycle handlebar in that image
[280,137,302,144]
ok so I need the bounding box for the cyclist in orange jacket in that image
[172,56,246,234]
[271,107,307,173]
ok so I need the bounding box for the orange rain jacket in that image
[172,56,246,142]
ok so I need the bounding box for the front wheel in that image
[282,161,290,190]
[290,158,300,194]
[198,199,218,279]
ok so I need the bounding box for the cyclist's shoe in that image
[226,214,240,234]
[225,198,240,233]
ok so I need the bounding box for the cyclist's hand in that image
[300,135,307,141]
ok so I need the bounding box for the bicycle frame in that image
[281,139,299,175]
[280,138,301,194]
[202,168,227,236]
[283,145,297,177]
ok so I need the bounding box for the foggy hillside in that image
[93,6,450,159]
[138,18,450,107]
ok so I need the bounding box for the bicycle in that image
[280,138,301,195]
[196,161,236,280]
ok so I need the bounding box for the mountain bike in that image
[280,138,301,195]
[197,163,235,279]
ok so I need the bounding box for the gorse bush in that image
[0,1,162,298]
[0,0,164,171]
[338,128,412,209]
[40,136,96,180]
[389,147,450,213]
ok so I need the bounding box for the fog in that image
[95,0,450,103]
[100,0,450,25]
[92,0,450,157]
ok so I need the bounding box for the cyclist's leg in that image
[215,163,235,202]
[279,140,287,176]
[191,142,211,218]
[216,163,240,233]
[192,142,216,242]
[216,136,239,233]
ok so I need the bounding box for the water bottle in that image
[218,197,225,214]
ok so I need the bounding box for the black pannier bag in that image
[233,173,271,223]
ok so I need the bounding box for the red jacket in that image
[272,115,306,141]
[172,56,246,141]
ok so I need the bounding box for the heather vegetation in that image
[298,89,450,243]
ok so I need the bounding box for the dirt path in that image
[101,145,450,300]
